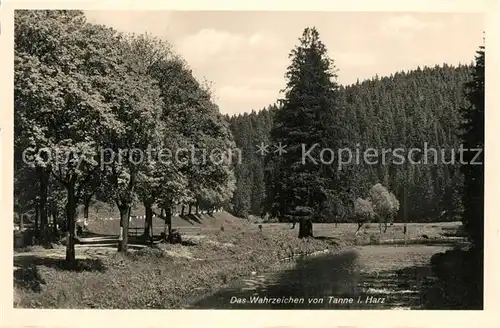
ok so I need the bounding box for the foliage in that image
[14,10,237,258]
[368,183,400,223]
[354,197,375,223]
[263,27,341,235]
[459,46,484,249]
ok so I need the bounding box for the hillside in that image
[227,64,473,223]
[85,210,250,236]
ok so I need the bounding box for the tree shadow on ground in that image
[14,255,107,272]
[80,231,117,238]
[439,231,468,238]
[14,265,46,292]
[179,214,203,225]
[14,255,107,293]
[180,240,198,246]
[79,233,166,247]
[155,239,198,247]
[312,236,342,245]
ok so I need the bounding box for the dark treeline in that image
[227,58,474,224]
[224,106,275,218]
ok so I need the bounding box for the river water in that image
[189,244,451,309]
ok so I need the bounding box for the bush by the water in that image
[428,248,483,309]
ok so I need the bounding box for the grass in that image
[13,212,464,309]
[14,220,343,308]
[83,211,246,236]
[260,221,463,246]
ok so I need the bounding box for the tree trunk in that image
[188,204,192,215]
[20,213,24,231]
[65,180,77,267]
[143,201,153,245]
[117,204,130,252]
[34,200,40,239]
[82,194,92,235]
[355,222,364,235]
[403,182,408,242]
[52,208,58,237]
[181,205,185,216]
[38,169,49,241]
[151,218,154,240]
[298,218,313,238]
[403,223,407,244]
[163,210,168,242]
[195,203,199,215]
[166,207,173,243]
[83,194,91,221]
[376,214,382,234]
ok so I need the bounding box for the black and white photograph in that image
[5,0,495,321]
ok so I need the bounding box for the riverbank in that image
[14,227,344,309]
[14,217,465,309]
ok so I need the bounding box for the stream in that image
[189,244,452,309]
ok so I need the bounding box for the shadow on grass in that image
[81,231,117,238]
[439,231,468,238]
[313,236,341,243]
[180,239,198,246]
[14,265,46,292]
[14,255,107,293]
[312,236,336,241]
[14,255,107,272]
[179,214,203,225]
[79,233,166,247]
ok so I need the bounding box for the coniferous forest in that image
[227,59,474,225]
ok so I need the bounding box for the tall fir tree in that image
[265,27,339,237]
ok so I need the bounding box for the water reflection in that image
[191,245,450,309]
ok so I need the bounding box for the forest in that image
[227,60,475,225]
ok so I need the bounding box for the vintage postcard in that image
[1,0,498,327]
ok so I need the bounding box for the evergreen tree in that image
[460,45,484,249]
[265,27,339,237]
[458,44,484,310]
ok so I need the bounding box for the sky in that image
[84,11,484,115]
